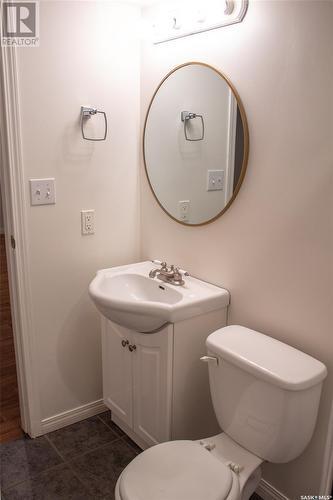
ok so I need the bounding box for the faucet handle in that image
[173,267,181,278]
[175,266,190,277]
[173,267,185,286]
[161,261,168,270]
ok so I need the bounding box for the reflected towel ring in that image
[181,111,205,141]
[81,106,108,141]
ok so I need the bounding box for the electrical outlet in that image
[179,200,190,223]
[81,210,95,235]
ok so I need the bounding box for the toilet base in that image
[241,467,262,500]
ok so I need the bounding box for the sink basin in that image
[89,261,229,332]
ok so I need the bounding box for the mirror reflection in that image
[144,63,249,225]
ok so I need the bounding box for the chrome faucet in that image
[149,261,169,279]
[149,261,189,286]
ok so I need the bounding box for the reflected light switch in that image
[207,170,224,191]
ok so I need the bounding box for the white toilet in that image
[115,325,327,500]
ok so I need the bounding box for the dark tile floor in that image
[0,412,139,499]
[0,411,263,499]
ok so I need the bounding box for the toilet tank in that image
[206,326,327,463]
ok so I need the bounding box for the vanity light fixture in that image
[152,0,248,44]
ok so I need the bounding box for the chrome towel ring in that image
[181,111,205,141]
[81,106,108,141]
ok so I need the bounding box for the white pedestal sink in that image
[89,261,229,332]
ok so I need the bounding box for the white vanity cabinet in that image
[101,307,228,450]
[102,319,173,447]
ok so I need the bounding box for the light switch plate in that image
[207,170,224,191]
[30,178,56,206]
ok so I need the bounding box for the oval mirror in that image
[143,62,249,226]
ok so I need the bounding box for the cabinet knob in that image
[121,340,129,348]
[128,344,137,352]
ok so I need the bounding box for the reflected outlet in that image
[179,200,190,223]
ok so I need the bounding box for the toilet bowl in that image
[115,325,327,500]
[115,433,262,500]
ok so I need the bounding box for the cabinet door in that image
[101,319,133,428]
[132,324,173,446]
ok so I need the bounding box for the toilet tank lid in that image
[206,326,327,391]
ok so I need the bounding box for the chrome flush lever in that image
[200,356,219,366]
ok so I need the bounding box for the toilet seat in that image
[118,440,239,500]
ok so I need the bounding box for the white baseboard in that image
[40,399,107,434]
[256,478,290,500]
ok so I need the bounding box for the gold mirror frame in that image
[143,62,249,226]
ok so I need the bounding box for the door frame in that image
[0,43,42,437]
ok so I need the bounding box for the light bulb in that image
[224,0,235,15]
[172,16,182,30]
[196,9,206,24]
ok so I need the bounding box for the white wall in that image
[140,1,333,498]
[16,0,141,421]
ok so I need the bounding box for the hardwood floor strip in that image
[0,234,22,442]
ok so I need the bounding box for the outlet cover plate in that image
[81,209,95,235]
[179,200,190,223]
